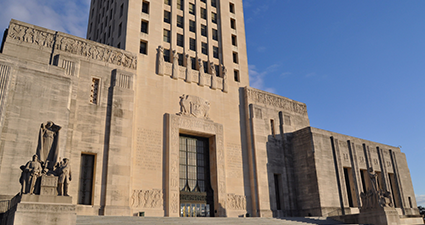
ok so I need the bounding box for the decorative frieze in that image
[246,87,308,115]
[227,194,246,210]
[7,22,137,70]
[131,189,163,208]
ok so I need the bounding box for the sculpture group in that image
[19,121,71,196]
[360,167,393,211]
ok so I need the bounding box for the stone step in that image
[77,216,360,225]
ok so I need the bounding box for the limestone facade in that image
[0,0,420,220]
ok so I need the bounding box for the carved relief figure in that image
[178,94,210,119]
[57,158,72,196]
[172,50,179,79]
[21,155,42,194]
[36,121,61,169]
[222,65,228,93]
[131,189,163,208]
[198,59,205,86]
[210,63,217,89]
[185,54,192,82]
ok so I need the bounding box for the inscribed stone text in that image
[247,88,307,115]
[136,129,162,171]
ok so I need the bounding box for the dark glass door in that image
[179,135,214,217]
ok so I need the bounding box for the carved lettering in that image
[136,129,162,171]
[246,88,307,115]
[226,144,243,178]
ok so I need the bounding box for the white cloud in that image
[0,0,90,38]
[416,195,425,206]
[249,63,281,93]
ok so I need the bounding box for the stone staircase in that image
[77,216,360,225]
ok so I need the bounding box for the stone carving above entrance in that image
[178,94,210,119]
[360,167,393,211]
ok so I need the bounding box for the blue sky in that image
[1,0,424,205]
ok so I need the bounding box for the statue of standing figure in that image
[20,155,42,194]
[36,121,61,171]
[57,158,72,196]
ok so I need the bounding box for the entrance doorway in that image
[179,135,214,217]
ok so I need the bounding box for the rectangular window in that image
[189,20,196,33]
[177,15,184,28]
[177,0,184,10]
[163,29,171,43]
[213,46,219,59]
[90,78,100,104]
[274,174,281,210]
[234,69,240,82]
[191,57,196,70]
[164,0,171,6]
[201,8,207,19]
[141,20,148,33]
[142,1,149,14]
[229,2,235,13]
[233,52,238,63]
[140,40,147,54]
[211,0,217,7]
[343,167,358,207]
[177,34,184,47]
[117,42,120,49]
[203,61,208,73]
[164,11,171,23]
[178,53,184,66]
[230,18,236,29]
[189,3,195,15]
[270,119,275,137]
[212,29,218,41]
[215,64,220,76]
[211,12,217,24]
[189,38,196,51]
[201,25,207,37]
[202,42,208,55]
[164,49,171,62]
[200,0,206,3]
[118,23,122,37]
[120,3,124,17]
[78,154,95,205]
[231,35,237,46]
[388,173,401,208]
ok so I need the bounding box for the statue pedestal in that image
[359,207,401,225]
[5,194,76,225]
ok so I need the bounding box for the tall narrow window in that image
[165,0,171,6]
[178,53,184,66]
[118,23,122,37]
[274,174,281,210]
[343,168,358,207]
[232,52,238,63]
[141,20,148,33]
[212,29,218,41]
[211,12,217,24]
[229,2,235,13]
[230,18,236,29]
[164,11,171,23]
[270,119,275,137]
[163,29,171,43]
[142,1,149,14]
[201,8,207,19]
[191,57,196,70]
[90,78,100,104]
[388,173,401,208]
[177,15,184,28]
[189,20,196,32]
[78,154,95,205]
[140,41,147,54]
[177,34,184,47]
[120,3,124,17]
[231,35,237,46]
[202,42,208,55]
[189,38,196,51]
[177,0,184,10]
[203,61,208,73]
[213,46,219,59]
[189,3,195,15]
[201,25,207,37]
[234,70,240,82]
[163,49,171,62]
[211,0,217,7]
